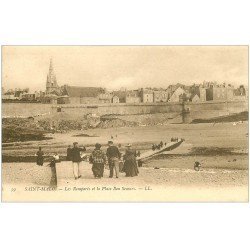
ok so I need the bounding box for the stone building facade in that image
[141,89,154,103]
[61,85,105,104]
[125,90,141,103]
[153,90,168,102]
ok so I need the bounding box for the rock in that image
[97,118,138,129]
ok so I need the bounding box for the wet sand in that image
[2,122,248,157]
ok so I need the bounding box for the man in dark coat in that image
[71,142,86,179]
[106,141,121,178]
[66,145,72,161]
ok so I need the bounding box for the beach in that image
[2,122,248,158]
[2,160,248,202]
[2,121,248,202]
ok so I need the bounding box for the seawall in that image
[53,102,184,116]
[52,100,248,123]
[184,100,248,123]
[2,100,248,123]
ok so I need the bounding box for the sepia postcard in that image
[1,45,248,202]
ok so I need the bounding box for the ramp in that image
[137,140,184,161]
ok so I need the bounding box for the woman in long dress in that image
[36,147,44,166]
[123,144,139,177]
[46,155,60,188]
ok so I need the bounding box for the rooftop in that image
[62,85,105,98]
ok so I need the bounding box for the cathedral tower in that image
[46,58,60,94]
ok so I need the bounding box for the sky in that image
[2,46,248,92]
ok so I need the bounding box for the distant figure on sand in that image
[123,144,139,177]
[71,142,86,180]
[66,145,72,161]
[36,147,44,166]
[89,143,106,178]
[106,141,121,178]
[138,159,143,168]
[194,161,201,171]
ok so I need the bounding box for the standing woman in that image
[36,147,44,166]
[123,144,139,177]
[89,143,106,178]
[46,155,59,188]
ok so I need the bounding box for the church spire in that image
[46,58,59,94]
[49,58,53,72]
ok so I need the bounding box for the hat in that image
[53,154,60,160]
[95,143,101,149]
[125,144,132,147]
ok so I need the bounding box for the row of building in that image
[45,83,249,105]
[2,59,248,104]
[2,88,46,102]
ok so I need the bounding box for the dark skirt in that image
[50,166,57,187]
[36,156,44,166]
[92,163,104,178]
[123,159,139,177]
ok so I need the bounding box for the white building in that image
[191,94,200,102]
[112,96,119,103]
[168,87,185,102]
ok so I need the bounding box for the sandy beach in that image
[2,159,248,202]
[2,122,248,202]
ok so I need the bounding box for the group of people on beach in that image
[67,141,139,179]
[152,141,166,151]
[171,137,179,142]
[36,140,139,185]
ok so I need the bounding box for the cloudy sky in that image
[2,46,248,92]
